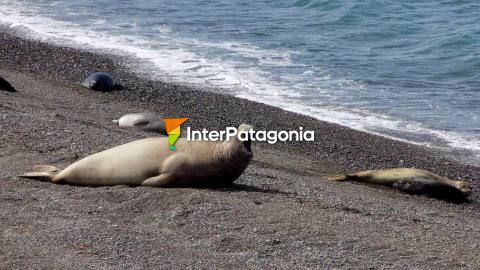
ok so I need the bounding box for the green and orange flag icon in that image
[165,118,189,151]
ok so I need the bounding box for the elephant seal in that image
[0,76,16,92]
[20,124,253,187]
[113,113,167,135]
[82,72,114,91]
[331,168,472,202]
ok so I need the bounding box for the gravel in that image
[1,31,479,269]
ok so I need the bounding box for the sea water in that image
[0,0,478,162]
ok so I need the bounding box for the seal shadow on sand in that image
[111,84,125,91]
[142,181,289,196]
[47,181,289,196]
[203,183,290,195]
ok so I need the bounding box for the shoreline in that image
[3,24,478,165]
[1,31,478,173]
[2,30,480,268]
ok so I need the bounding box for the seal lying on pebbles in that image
[0,76,16,92]
[82,72,114,91]
[113,113,167,134]
[330,168,472,201]
[20,124,253,187]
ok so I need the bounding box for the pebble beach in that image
[1,31,480,269]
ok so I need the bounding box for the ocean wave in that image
[0,0,479,162]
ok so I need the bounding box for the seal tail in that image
[19,165,61,182]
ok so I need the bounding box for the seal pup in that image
[82,72,115,91]
[113,113,167,135]
[0,76,16,92]
[20,124,253,187]
[330,168,472,202]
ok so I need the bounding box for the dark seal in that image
[0,76,16,92]
[81,72,114,91]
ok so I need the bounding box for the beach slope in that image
[1,32,480,269]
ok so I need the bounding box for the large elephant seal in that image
[331,168,472,202]
[20,124,253,187]
[0,76,16,92]
[113,113,167,135]
[82,72,115,91]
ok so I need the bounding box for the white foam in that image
[0,1,479,161]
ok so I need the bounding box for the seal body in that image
[81,72,114,91]
[332,168,471,201]
[113,113,166,134]
[0,76,16,92]
[21,124,253,187]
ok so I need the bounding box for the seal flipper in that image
[328,174,355,181]
[132,118,150,127]
[133,117,167,134]
[141,173,177,187]
[393,181,426,194]
[33,165,60,173]
[393,180,468,202]
[20,165,61,182]
[19,171,56,182]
